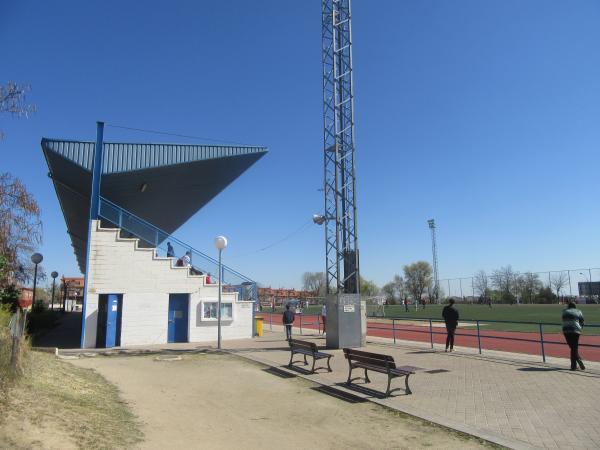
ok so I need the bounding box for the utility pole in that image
[428,219,440,303]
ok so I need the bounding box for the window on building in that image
[202,302,233,321]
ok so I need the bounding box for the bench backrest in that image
[343,348,396,369]
[289,339,317,352]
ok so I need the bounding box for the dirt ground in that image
[72,352,495,449]
[0,351,141,450]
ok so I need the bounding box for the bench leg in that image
[288,352,295,368]
[364,368,371,383]
[385,375,392,397]
[303,354,308,366]
[326,356,332,372]
[405,374,412,395]
[311,357,316,374]
[346,366,353,385]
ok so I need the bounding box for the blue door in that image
[96,294,122,348]
[168,294,189,343]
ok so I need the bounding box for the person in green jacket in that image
[562,301,585,371]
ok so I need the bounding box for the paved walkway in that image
[225,329,600,450]
[33,311,81,349]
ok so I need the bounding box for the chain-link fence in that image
[440,268,600,301]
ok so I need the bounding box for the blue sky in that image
[2,0,600,289]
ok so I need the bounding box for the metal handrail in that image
[99,196,252,283]
[258,311,600,363]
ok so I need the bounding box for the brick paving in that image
[226,329,600,450]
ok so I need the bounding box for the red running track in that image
[260,313,600,362]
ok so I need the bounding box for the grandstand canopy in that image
[42,138,267,273]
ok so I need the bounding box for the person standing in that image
[166,242,175,258]
[404,298,409,312]
[562,301,585,371]
[442,299,459,352]
[282,304,295,341]
[321,303,327,335]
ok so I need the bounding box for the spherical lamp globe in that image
[214,235,228,250]
[31,253,43,265]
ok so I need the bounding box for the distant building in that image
[258,287,318,308]
[61,277,85,310]
[18,287,33,309]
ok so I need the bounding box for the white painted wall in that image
[83,220,253,348]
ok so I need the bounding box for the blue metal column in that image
[80,121,104,348]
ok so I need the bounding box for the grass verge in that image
[0,351,142,449]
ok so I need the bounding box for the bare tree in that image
[381,274,405,303]
[301,271,326,296]
[404,261,433,306]
[0,173,42,285]
[550,272,569,301]
[0,81,36,139]
[473,270,489,298]
[491,265,518,302]
[519,272,542,303]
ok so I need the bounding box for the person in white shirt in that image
[182,251,191,266]
[321,304,327,335]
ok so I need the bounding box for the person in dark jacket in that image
[282,304,295,341]
[442,299,459,352]
[562,301,585,371]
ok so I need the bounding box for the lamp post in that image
[50,271,58,311]
[30,253,43,308]
[214,235,228,350]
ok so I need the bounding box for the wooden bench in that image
[343,348,414,396]
[288,339,333,374]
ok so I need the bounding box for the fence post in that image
[476,320,482,354]
[429,319,434,349]
[539,323,546,363]
[118,208,123,228]
[392,319,396,344]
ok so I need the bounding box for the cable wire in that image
[105,123,258,147]
[227,219,313,259]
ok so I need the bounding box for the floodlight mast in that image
[321,0,360,295]
[428,219,440,303]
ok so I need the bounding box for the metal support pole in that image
[32,263,39,307]
[81,121,104,348]
[392,319,396,344]
[217,248,222,349]
[539,323,546,363]
[429,319,434,349]
[447,279,451,298]
[51,278,56,310]
[568,270,572,297]
[299,313,303,335]
[476,320,482,354]
[459,278,463,301]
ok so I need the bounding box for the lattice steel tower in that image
[321,0,360,295]
[428,219,440,303]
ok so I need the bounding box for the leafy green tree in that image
[0,255,20,312]
[403,261,433,304]
[360,276,379,297]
